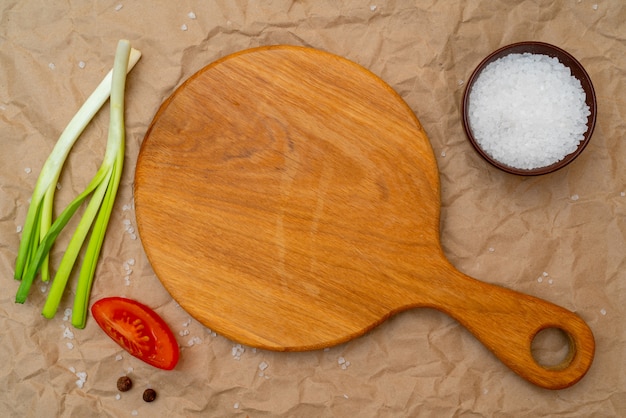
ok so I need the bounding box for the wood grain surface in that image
[134,45,594,389]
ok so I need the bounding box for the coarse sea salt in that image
[187,336,202,346]
[63,326,75,340]
[468,53,590,170]
[338,356,351,369]
[232,344,245,360]
[72,370,87,388]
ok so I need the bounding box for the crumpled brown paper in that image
[1,1,625,416]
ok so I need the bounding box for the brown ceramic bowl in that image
[461,41,597,176]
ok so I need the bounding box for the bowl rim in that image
[461,41,597,176]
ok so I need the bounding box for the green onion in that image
[14,40,140,329]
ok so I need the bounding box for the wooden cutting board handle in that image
[405,259,595,390]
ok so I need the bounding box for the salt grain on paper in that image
[131,410,138,416]
[16,225,22,233]
[258,361,269,377]
[181,24,188,31]
[74,371,87,389]
[187,336,202,346]
[48,63,56,70]
[600,308,607,316]
[115,4,123,11]
[231,344,245,360]
[234,402,240,409]
[123,219,138,240]
[24,167,32,174]
[571,194,580,201]
[338,356,351,369]
[63,326,75,340]
[78,61,86,69]
[188,11,197,19]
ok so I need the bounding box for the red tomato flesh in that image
[91,297,179,370]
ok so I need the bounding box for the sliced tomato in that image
[91,297,179,370]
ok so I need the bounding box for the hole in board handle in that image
[531,327,575,370]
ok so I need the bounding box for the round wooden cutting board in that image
[134,46,594,389]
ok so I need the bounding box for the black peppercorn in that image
[143,388,157,402]
[116,376,133,392]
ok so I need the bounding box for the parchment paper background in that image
[1,1,625,417]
